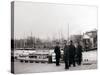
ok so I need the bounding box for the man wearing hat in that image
[69,40,76,67]
[63,40,69,69]
[76,42,82,65]
[54,42,61,66]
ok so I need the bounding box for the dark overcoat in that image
[54,46,61,59]
[76,45,82,59]
[69,44,76,58]
[64,45,69,62]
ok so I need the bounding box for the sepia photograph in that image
[11,1,97,74]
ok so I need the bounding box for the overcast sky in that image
[14,1,97,40]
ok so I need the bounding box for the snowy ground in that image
[82,51,97,61]
[14,50,97,74]
[14,61,97,74]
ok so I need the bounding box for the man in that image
[76,42,82,65]
[63,40,69,69]
[54,42,61,66]
[69,40,76,67]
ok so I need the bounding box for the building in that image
[82,29,97,51]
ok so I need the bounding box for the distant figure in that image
[63,40,69,69]
[76,42,82,65]
[54,42,61,66]
[69,40,76,67]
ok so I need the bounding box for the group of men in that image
[54,40,82,69]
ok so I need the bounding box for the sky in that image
[14,1,97,40]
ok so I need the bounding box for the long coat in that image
[64,45,69,62]
[54,46,61,59]
[76,45,82,60]
[69,44,76,58]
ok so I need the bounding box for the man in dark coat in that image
[63,40,69,69]
[76,42,82,65]
[69,40,76,67]
[54,42,61,66]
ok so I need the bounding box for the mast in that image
[31,32,33,48]
[24,32,26,48]
[68,24,69,44]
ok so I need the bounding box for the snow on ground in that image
[14,61,97,74]
[14,50,97,74]
[82,51,97,61]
